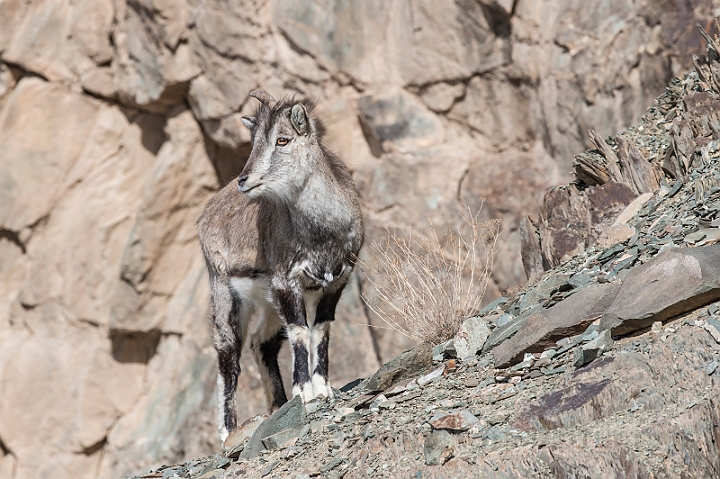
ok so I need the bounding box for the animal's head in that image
[238,90,326,201]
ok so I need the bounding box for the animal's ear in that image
[290,103,308,136]
[241,116,256,130]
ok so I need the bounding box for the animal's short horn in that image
[249,90,276,106]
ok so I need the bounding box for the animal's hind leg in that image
[250,307,288,411]
[211,278,249,443]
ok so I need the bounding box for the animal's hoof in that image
[312,377,334,400]
[293,384,316,403]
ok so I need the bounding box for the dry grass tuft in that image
[359,205,501,345]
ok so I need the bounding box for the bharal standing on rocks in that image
[197,90,364,442]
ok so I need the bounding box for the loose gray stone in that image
[478,296,507,315]
[704,318,720,343]
[223,414,267,451]
[486,414,510,426]
[395,389,422,403]
[584,329,614,352]
[320,457,344,473]
[161,467,186,479]
[240,395,309,459]
[541,365,567,375]
[423,430,455,465]
[514,274,573,313]
[582,330,599,342]
[463,377,479,388]
[365,342,433,392]
[478,377,495,388]
[482,426,508,442]
[454,317,491,361]
[496,313,514,327]
[573,347,601,368]
[417,365,445,387]
[568,272,593,289]
[261,424,310,450]
[429,410,479,432]
[540,349,557,359]
[511,359,534,371]
[438,339,456,359]
[260,461,277,477]
[482,313,529,354]
[193,470,224,479]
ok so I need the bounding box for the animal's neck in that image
[288,173,354,237]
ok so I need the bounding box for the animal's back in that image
[197,179,265,279]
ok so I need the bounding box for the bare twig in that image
[359,204,501,345]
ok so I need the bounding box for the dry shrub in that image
[360,206,501,345]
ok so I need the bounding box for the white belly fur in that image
[229,276,273,309]
[229,276,324,326]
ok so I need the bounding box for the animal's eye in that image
[276,137,290,146]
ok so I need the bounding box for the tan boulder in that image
[0,320,143,479]
[3,0,113,81]
[0,78,99,233]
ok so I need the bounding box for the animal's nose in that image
[238,174,248,188]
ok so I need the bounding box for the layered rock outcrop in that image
[0,1,717,478]
[129,27,720,479]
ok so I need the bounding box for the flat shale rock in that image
[595,223,635,249]
[364,342,433,392]
[223,414,266,451]
[494,282,621,368]
[601,245,720,335]
[423,430,455,466]
[239,395,309,459]
[542,440,652,478]
[428,410,479,432]
[453,316,491,361]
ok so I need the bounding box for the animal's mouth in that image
[238,182,262,194]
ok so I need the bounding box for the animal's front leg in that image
[287,323,314,402]
[272,285,314,402]
[311,290,342,399]
[310,321,332,399]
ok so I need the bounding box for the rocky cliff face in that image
[0,1,717,479]
[129,28,720,479]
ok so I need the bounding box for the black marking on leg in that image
[229,290,247,347]
[217,347,240,433]
[258,330,288,409]
[213,286,243,434]
[313,331,330,379]
[292,340,311,388]
[274,287,306,326]
[315,289,343,324]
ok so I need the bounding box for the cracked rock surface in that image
[0,1,718,479]
[131,32,720,479]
